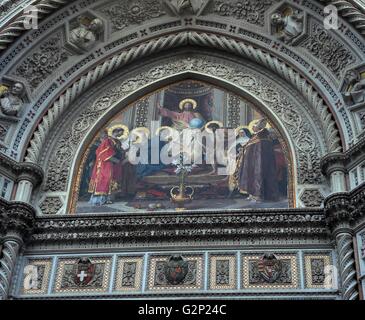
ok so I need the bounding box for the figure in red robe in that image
[88,128,124,206]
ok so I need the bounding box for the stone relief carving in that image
[41,55,324,201]
[155,257,196,286]
[215,260,230,285]
[271,8,304,45]
[0,82,25,121]
[0,123,8,141]
[359,111,365,130]
[163,0,211,16]
[121,262,137,287]
[24,31,342,167]
[211,0,274,26]
[39,196,63,215]
[302,24,356,79]
[14,36,69,90]
[310,258,325,285]
[100,0,165,32]
[361,232,365,259]
[300,189,324,208]
[60,258,104,289]
[68,15,104,53]
[249,254,292,284]
[342,69,365,107]
[164,255,189,285]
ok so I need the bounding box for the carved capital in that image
[321,152,346,176]
[321,137,365,176]
[325,193,352,233]
[0,198,36,243]
[325,183,365,232]
[0,153,43,187]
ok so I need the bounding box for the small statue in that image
[69,16,104,51]
[342,70,365,106]
[164,0,207,15]
[0,82,25,118]
[271,11,304,45]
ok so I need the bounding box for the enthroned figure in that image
[158,98,204,131]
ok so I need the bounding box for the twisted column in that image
[336,232,359,300]
[0,239,21,300]
[0,199,36,300]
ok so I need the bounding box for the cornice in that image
[0,153,43,186]
[28,208,329,247]
[321,135,365,175]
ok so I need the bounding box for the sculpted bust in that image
[0,82,25,118]
[343,70,365,106]
[271,11,304,45]
[69,17,104,51]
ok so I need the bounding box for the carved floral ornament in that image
[30,53,336,215]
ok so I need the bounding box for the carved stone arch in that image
[32,50,330,215]
[21,31,344,166]
[2,0,365,164]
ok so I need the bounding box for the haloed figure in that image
[88,127,124,206]
[236,119,279,202]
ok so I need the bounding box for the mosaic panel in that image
[304,254,332,289]
[209,254,236,290]
[114,256,144,292]
[53,256,112,294]
[242,253,298,289]
[19,258,52,295]
[147,255,204,292]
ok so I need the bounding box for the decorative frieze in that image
[14,35,69,90]
[302,23,355,79]
[99,0,165,32]
[210,0,274,26]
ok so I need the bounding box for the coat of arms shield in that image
[164,255,189,285]
[74,258,96,286]
[257,254,283,283]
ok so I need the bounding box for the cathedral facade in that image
[0,0,364,300]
